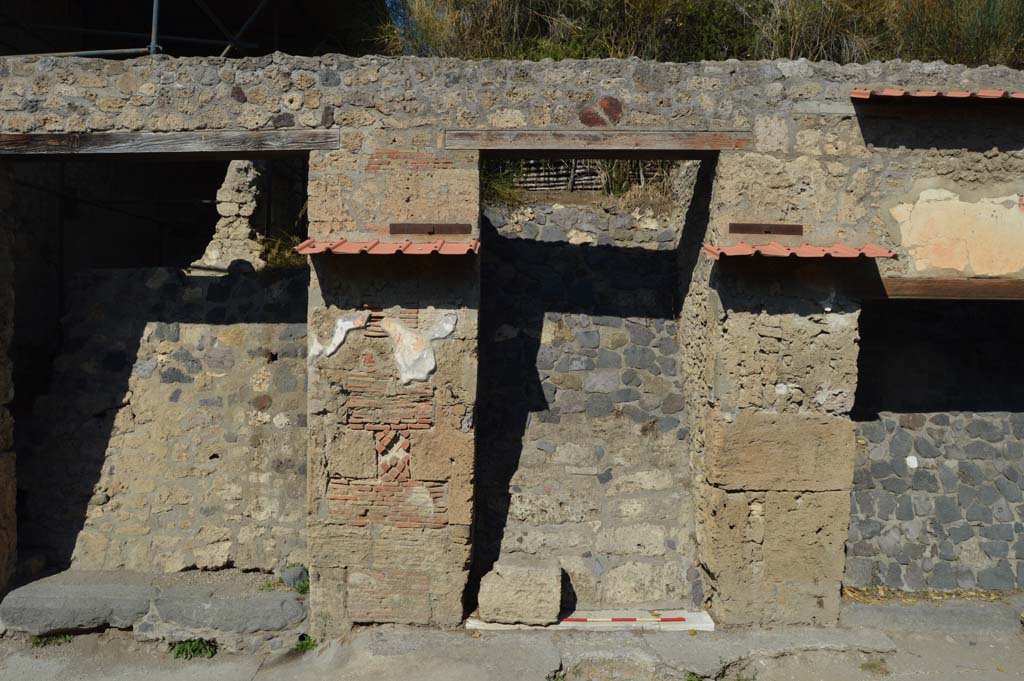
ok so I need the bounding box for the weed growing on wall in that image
[295,634,318,652]
[30,634,72,648]
[171,638,218,660]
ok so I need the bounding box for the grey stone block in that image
[934,496,961,524]
[964,440,999,459]
[967,418,1004,443]
[891,429,913,457]
[281,565,308,589]
[977,561,1015,590]
[947,522,974,544]
[913,436,940,458]
[154,590,306,633]
[0,582,156,634]
[860,421,886,443]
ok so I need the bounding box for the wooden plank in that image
[0,130,339,156]
[389,223,473,235]
[444,130,752,155]
[729,222,804,236]
[874,278,1024,300]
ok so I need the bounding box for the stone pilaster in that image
[688,258,860,626]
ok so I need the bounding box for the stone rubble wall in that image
[4,52,1024,627]
[847,412,1024,591]
[193,160,266,271]
[0,161,16,592]
[18,267,308,574]
[475,179,701,610]
[3,52,1024,272]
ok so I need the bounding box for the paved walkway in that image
[0,597,1021,680]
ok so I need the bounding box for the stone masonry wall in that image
[17,267,308,573]
[5,53,1024,627]
[685,258,860,626]
[475,178,702,610]
[0,162,16,592]
[847,412,1024,591]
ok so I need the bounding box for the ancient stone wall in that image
[475,175,701,610]
[5,52,1024,627]
[847,412,1024,591]
[687,259,860,625]
[0,161,16,592]
[17,267,308,574]
[846,299,1024,591]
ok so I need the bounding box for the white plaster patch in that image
[891,189,1024,276]
[381,310,458,384]
[309,311,370,359]
[906,455,919,469]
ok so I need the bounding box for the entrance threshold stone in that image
[0,569,306,652]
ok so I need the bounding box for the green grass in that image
[481,159,525,206]
[384,0,1024,70]
[259,576,281,592]
[171,638,218,660]
[30,634,72,648]
[545,670,566,681]
[294,575,310,595]
[294,634,318,652]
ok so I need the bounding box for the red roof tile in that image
[703,242,896,260]
[851,87,1024,101]
[294,238,480,256]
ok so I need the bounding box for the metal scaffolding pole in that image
[148,0,161,54]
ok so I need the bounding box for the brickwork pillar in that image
[304,129,480,636]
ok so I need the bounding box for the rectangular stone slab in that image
[706,413,855,492]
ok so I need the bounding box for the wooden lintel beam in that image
[874,277,1024,300]
[0,130,340,157]
[444,130,751,156]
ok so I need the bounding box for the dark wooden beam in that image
[729,222,804,236]
[444,130,751,158]
[872,277,1024,300]
[390,223,473,236]
[0,130,339,158]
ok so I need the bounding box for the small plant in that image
[294,634,318,652]
[685,674,703,681]
[545,669,566,681]
[259,577,280,592]
[171,638,218,660]
[481,159,525,206]
[260,230,306,269]
[31,634,73,648]
[294,575,310,595]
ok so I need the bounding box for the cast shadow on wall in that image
[468,158,718,614]
[852,100,1024,152]
[851,299,1024,419]
[14,263,307,579]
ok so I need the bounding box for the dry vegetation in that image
[383,0,1024,68]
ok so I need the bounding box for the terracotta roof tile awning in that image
[703,242,896,260]
[294,238,481,256]
[851,87,1024,101]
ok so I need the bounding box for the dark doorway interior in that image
[852,299,1024,418]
